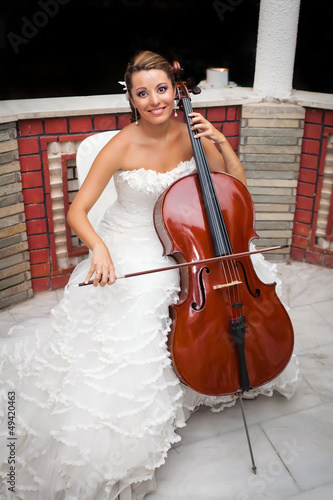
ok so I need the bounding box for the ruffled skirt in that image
[0,220,299,499]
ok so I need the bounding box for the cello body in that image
[154,171,294,396]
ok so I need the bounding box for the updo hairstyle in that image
[124,51,176,123]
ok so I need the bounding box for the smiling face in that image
[129,69,176,125]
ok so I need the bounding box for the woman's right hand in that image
[85,242,116,287]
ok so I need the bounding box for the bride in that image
[0,51,299,499]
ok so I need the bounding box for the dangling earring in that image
[134,108,139,125]
[174,107,178,117]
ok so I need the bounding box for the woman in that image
[0,51,299,500]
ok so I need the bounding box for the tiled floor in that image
[1,261,332,499]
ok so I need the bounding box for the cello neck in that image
[182,97,232,257]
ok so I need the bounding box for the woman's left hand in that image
[188,112,226,145]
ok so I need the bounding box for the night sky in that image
[0,0,332,100]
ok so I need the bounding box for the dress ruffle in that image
[0,158,299,499]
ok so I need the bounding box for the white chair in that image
[76,130,120,229]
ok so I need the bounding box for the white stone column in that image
[253,0,301,99]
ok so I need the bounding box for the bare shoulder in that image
[95,123,137,171]
[102,124,134,152]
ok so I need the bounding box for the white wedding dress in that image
[0,158,299,500]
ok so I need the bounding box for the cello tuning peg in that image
[186,77,201,95]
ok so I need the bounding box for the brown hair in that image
[124,51,175,123]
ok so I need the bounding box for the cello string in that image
[183,98,244,320]
[194,137,242,314]
[184,99,239,298]
[184,99,244,316]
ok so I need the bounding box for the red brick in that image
[313,178,323,213]
[305,250,324,266]
[303,123,322,140]
[172,110,185,123]
[226,136,239,152]
[40,137,58,151]
[291,234,308,249]
[222,121,240,137]
[51,274,70,289]
[192,108,207,118]
[305,109,323,124]
[300,154,319,169]
[59,266,75,274]
[227,106,237,121]
[23,188,44,204]
[32,277,49,292]
[45,194,54,233]
[19,119,43,136]
[118,113,131,129]
[41,151,51,195]
[324,111,333,127]
[58,133,89,142]
[45,118,68,134]
[296,196,314,211]
[297,182,316,198]
[69,116,92,133]
[20,155,42,172]
[324,254,333,268]
[29,249,49,265]
[290,246,305,261]
[27,234,49,250]
[94,115,117,131]
[301,139,320,155]
[21,171,43,189]
[48,234,57,273]
[207,107,226,122]
[236,106,242,120]
[17,137,40,155]
[24,204,45,220]
[294,209,312,224]
[30,262,50,278]
[26,219,47,235]
[298,168,317,184]
[293,222,311,237]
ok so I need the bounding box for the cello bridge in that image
[213,280,242,290]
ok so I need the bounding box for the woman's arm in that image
[188,112,246,186]
[67,135,123,286]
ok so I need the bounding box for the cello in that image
[153,63,294,469]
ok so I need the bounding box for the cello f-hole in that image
[236,261,261,298]
[191,267,210,311]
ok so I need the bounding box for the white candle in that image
[206,68,229,87]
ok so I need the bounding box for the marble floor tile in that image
[297,343,333,401]
[311,299,333,329]
[261,403,333,492]
[276,262,333,309]
[4,290,59,325]
[177,377,323,449]
[289,304,333,354]
[0,310,18,336]
[147,424,300,500]
[0,261,332,499]
[285,482,333,499]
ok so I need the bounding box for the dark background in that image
[0,0,332,100]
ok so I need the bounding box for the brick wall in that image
[12,106,241,300]
[0,122,33,309]
[290,108,333,267]
[239,103,305,260]
[2,102,331,309]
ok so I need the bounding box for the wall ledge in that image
[0,87,332,124]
